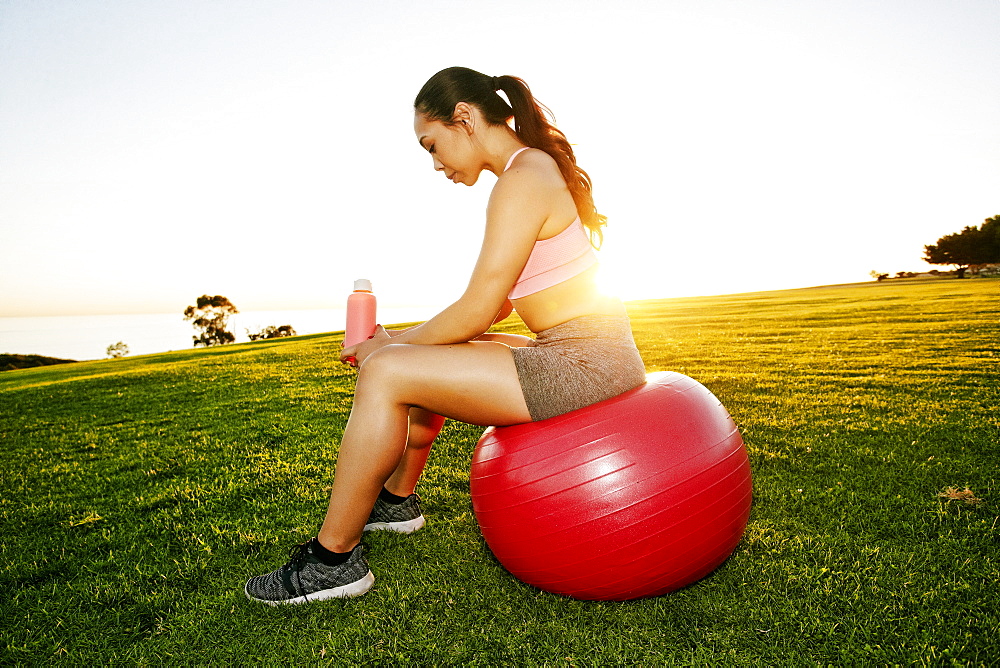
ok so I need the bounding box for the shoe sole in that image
[245,570,375,606]
[363,515,425,534]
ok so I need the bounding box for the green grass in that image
[1,277,997,665]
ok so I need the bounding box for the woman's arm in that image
[341,156,561,363]
[387,165,556,341]
[387,299,510,338]
[387,194,536,339]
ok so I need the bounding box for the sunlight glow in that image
[594,262,628,302]
[1,2,997,317]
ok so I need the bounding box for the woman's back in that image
[498,148,625,332]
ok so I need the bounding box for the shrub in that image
[246,325,297,341]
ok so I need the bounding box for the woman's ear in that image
[453,102,475,133]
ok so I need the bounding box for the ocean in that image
[0,306,436,362]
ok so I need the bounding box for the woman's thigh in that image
[356,341,531,427]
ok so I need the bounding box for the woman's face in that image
[413,110,481,186]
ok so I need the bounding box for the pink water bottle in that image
[344,278,377,350]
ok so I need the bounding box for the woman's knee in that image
[359,343,405,374]
[355,344,414,396]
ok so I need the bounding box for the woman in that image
[245,67,646,605]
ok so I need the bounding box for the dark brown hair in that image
[414,67,606,247]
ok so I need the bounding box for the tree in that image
[106,341,129,358]
[983,215,1000,260]
[183,295,238,347]
[923,216,1000,278]
[247,325,297,341]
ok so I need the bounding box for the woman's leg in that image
[376,333,532,496]
[475,331,535,347]
[318,341,531,552]
[382,407,445,497]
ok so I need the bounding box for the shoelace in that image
[284,541,314,600]
[280,540,363,601]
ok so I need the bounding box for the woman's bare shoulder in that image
[505,148,563,181]
[485,151,558,234]
[494,148,567,203]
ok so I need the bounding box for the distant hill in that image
[0,354,78,372]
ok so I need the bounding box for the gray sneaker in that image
[364,493,425,534]
[244,540,374,605]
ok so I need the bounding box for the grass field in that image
[1,278,997,665]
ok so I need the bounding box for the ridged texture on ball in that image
[471,371,752,601]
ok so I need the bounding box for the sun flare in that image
[595,263,627,300]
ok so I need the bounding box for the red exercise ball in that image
[470,371,752,601]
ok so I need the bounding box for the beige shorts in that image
[510,315,646,422]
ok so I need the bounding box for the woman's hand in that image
[340,325,392,368]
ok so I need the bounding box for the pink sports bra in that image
[504,148,598,300]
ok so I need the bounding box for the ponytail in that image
[415,67,607,247]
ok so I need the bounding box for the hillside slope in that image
[1,278,996,665]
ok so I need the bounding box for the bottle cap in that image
[353,278,373,292]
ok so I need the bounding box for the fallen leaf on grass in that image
[937,487,983,506]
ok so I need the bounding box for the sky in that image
[1,0,998,317]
